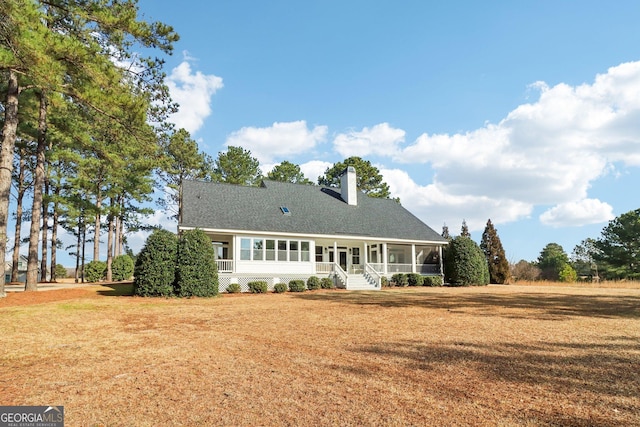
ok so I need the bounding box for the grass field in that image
[1,283,639,426]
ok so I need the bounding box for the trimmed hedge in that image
[320,277,334,289]
[174,229,219,297]
[444,236,489,286]
[134,229,178,297]
[407,273,424,286]
[391,273,408,287]
[112,254,134,281]
[423,276,444,287]
[288,280,306,292]
[248,281,268,293]
[381,276,390,287]
[85,260,106,283]
[307,276,321,290]
[226,283,241,293]
[273,283,287,293]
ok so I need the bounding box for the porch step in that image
[346,274,380,291]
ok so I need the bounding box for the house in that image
[179,167,448,292]
[4,254,29,283]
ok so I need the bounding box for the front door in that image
[339,250,348,272]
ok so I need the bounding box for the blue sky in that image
[127,2,640,263]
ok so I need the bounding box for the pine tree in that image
[480,219,510,284]
[441,223,451,240]
[461,220,471,237]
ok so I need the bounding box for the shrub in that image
[288,280,306,292]
[248,281,268,293]
[381,276,390,287]
[392,273,408,287]
[85,260,106,283]
[559,263,578,283]
[174,229,218,297]
[226,283,241,293]
[134,229,178,297]
[320,277,334,289]
[54,264,67,279]
[307,276,321,290]
[423,276,444,287]
[112,254,134,281]
[444,236,490,286]
[407,273,424,286]
[273,283,287,293]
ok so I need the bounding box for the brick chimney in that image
[340,166,357,206]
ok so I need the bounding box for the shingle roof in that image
[180,179,447,243]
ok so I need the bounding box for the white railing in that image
[369,263,384,273]
[386,263,413,273]
[216,259,234,273]
[333,263,348,289]
[315,262,335,274]
[364,263,381,288]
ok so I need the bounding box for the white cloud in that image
[300,160,333,183]
[392,61,640,228]
[166,61,223,134]
[334,123,405,158]
[539,199,615,227]
[225,121,328,163]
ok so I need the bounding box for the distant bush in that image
[391,273,408,287]
[54,264,67,280]
[226,283,241,293]
[307,276,321,290]
[248,281,268,293]
[174,229,218,297]
[407,273,424,287]
[112,254,134,281]
[274,283,287,293]
[320,277,334,289]
[288,280,306,292]
[85,260,106,283]
[559,263,577,283]
[423,276,444,287]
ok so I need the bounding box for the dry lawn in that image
[1,284,639,426]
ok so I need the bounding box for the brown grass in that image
[1,284,639,426]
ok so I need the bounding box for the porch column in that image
[411,244,416,273]
[333,241,338,264]
[382,243,388,274]
[363,242,368,265]
[439,245,444,277]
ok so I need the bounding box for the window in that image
[278,240,288,261]
[289,241,299,261]
[315,246,323,262]
[253,239,264,260]
[240,238,251,260]
[266,240,276,261]
[301,241,310,262]
[352,247,360,265]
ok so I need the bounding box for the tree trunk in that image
[74,214,82,283]
[93,189,102,261]
[40,173,50,282]
[26,91,48,290]
[81,217,87,283]
[106,199,114,282]
[50,185,60,282]
[11,150,27,283]
[0,70,21,297]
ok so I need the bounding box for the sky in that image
[15,1,640,268]
[125,0,640,265]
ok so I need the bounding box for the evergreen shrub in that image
[423,276,444,287]
[392,273,408,287]
[444,236,490,286]
[274,283,287,293]
[320,277,334,289]
[381,276,390,287]
[112,254,134,281]
[54,264,67,279]
[174,229,218,297]
[307,276,321,290]
[134,229,178,297]
[85,260,106,283]
[288,280,306,292]
[226,283,241,293]
[248,281,268,293]
[407,273,424,286]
